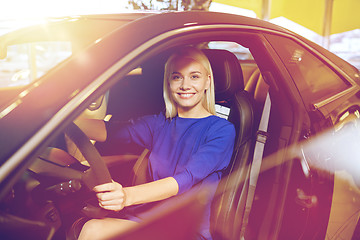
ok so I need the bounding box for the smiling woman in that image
[164,47,215,119]
[77,46,236,240]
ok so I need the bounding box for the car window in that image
[0,41,71,87]
[265,34,351,105]
[208,41,254,61]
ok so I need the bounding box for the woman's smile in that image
[177,92,196,99]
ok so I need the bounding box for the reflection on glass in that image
[0,41,72,88]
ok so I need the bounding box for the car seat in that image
[202,49,256,240]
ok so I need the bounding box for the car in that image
[0,11,360,240]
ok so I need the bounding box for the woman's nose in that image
[180,77,191,90]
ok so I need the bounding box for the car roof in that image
[4,10,351,72]
[0,11,293,57]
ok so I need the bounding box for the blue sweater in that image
[107,113,235,239]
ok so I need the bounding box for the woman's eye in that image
[171,75,181,80]
[191,75,200,79]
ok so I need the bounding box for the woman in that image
[77,47,235,240]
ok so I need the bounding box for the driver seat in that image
[202,49,256,240]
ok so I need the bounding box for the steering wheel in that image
[64,122,112,186]
[0,122,112,240]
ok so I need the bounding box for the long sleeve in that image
[106,113,165,150]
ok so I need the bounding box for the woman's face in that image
[168,57,211,118]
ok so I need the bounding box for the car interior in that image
[0,39,297,240]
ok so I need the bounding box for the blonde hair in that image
[163,47,216,119]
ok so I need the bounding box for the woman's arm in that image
[74,118,107,142]
[124,177,179,206]
[93,177,179,211]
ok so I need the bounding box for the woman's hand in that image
[93,177,179,212]
[93,181,126,211]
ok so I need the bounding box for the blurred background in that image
[0,0,359,69]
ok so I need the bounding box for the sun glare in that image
[0,0,129,19]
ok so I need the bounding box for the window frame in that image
[264,32,358,116]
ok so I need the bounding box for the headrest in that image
[202,49,244,102]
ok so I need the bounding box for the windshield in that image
[0,41,72,87]
[0,14,145,89]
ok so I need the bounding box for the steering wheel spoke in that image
[64,122,112,186]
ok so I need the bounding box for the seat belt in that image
[241,91,271,239]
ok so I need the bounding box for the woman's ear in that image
[205,75,211,90]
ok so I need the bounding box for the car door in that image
[242,33,327,239]
[264,32,360,239]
